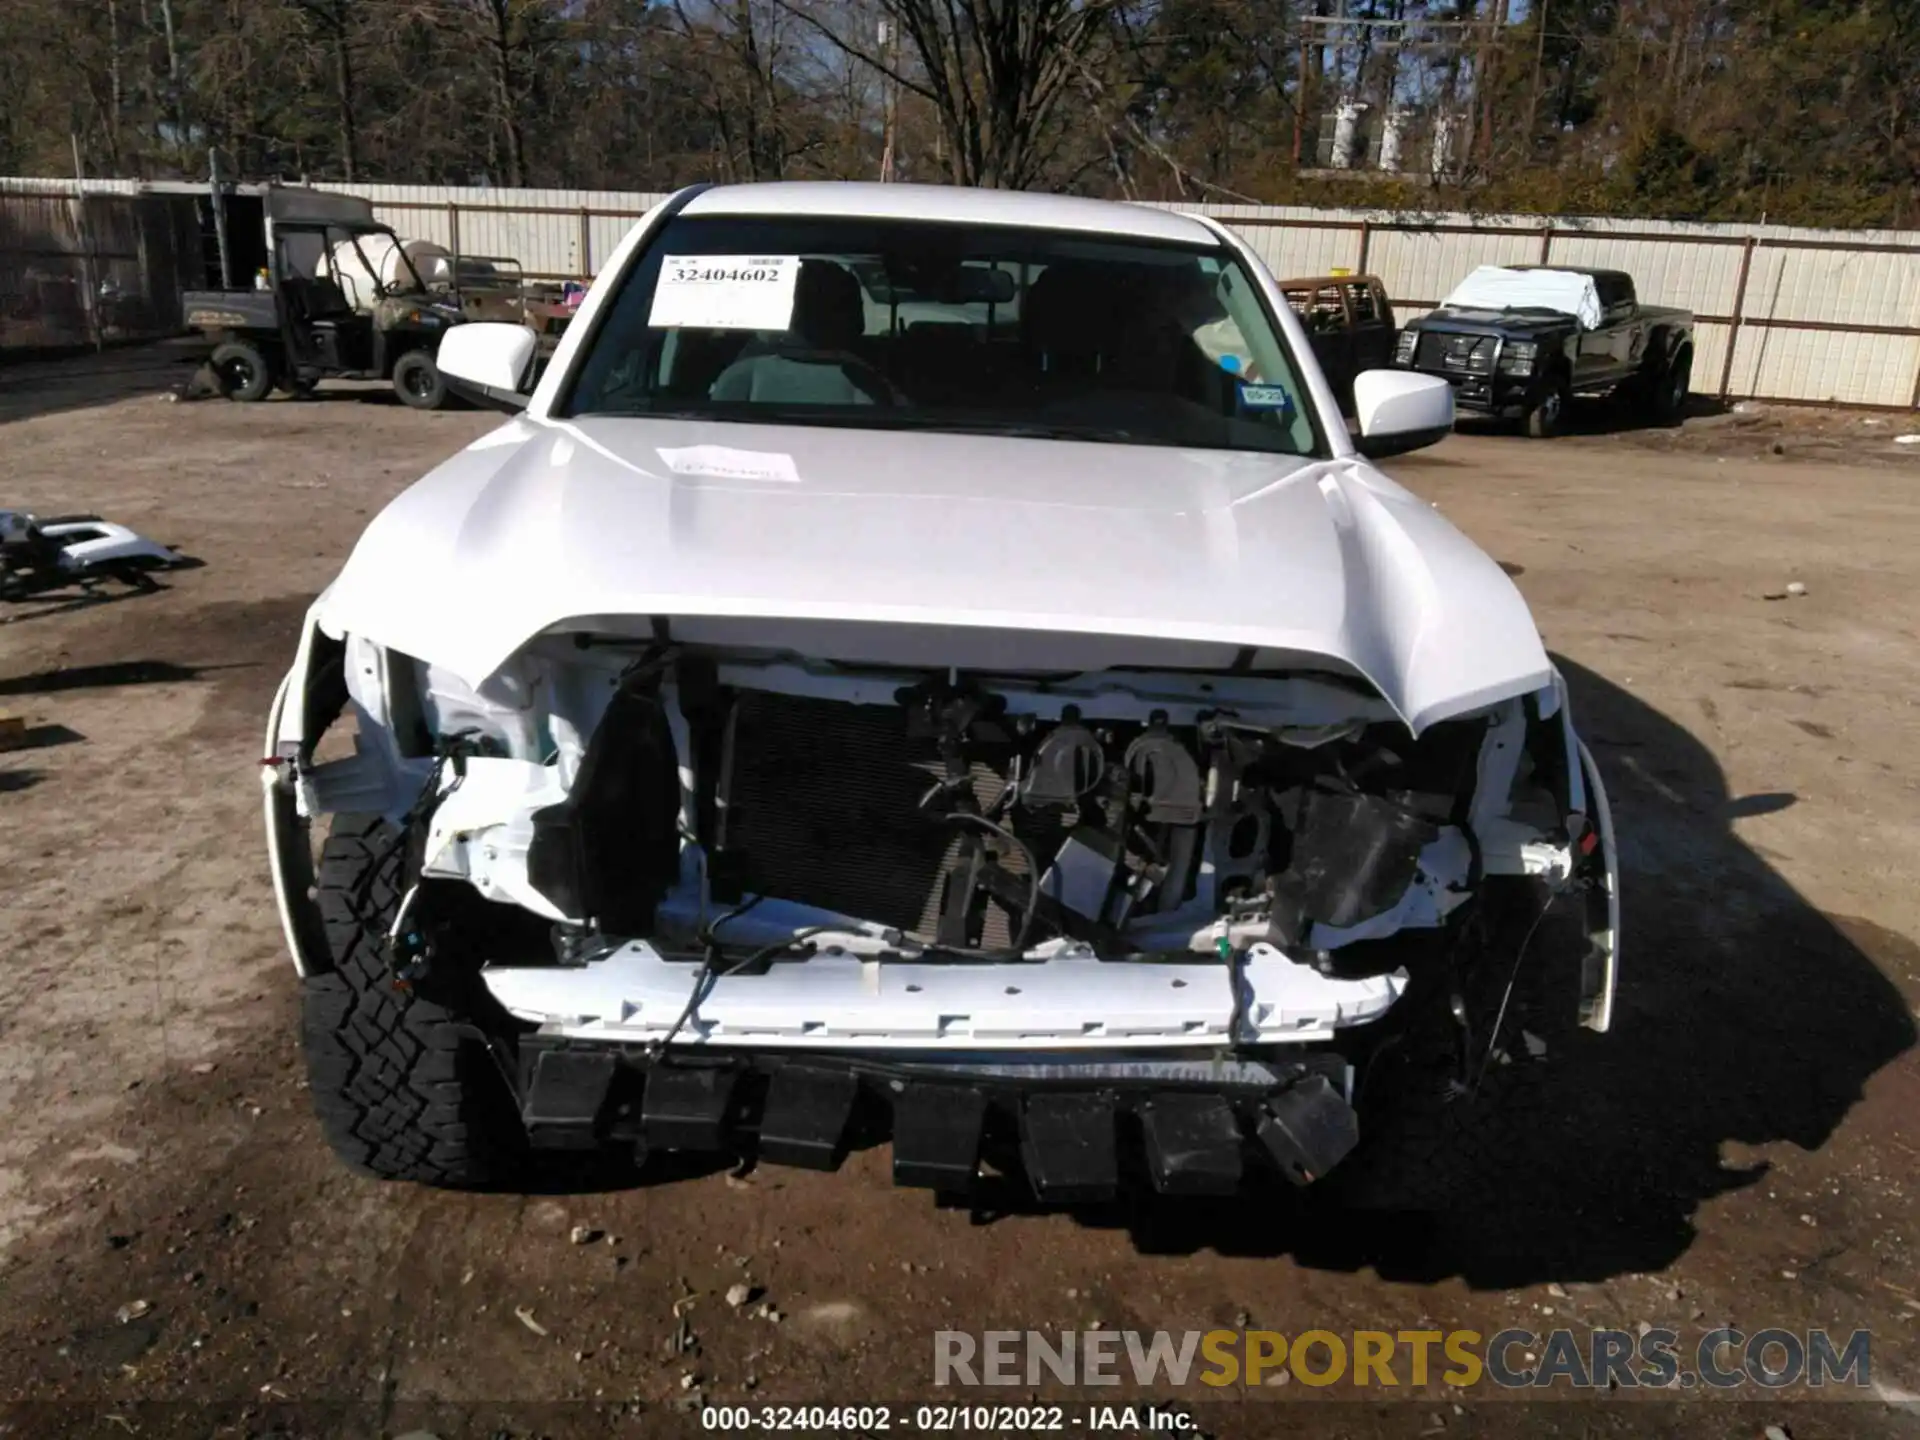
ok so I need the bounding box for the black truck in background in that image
[1392,266,1695,438]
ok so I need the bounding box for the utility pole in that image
[878,17,900,182]
[1524,0,1548,152]
[157,0,184,165]
[1293,28,1309,167]
[1473,0,1506,167]
[70,132,104,352]
[209,146,234,289]
[1330,0,1348,102]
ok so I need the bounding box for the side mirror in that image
[437,321,537,412]
[1352,370,1453,459]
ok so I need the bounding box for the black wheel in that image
[301,815,525,1186]
[1524,367,1570,438]
[392,350,448,410]
[209,339,273,402]
[1330,893,1580,1210]
[1645,345,1692,426]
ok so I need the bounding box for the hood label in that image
[656,444,801,484]
[649,255,800,331]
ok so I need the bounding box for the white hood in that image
[316,417,1551,733]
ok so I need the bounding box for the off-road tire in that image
[1330,899,1579,1211]
[210,339,274,402]
[1524,366,1570,439]
[301,815,525,1186]
[392,350,448,410]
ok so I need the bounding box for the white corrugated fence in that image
[6,176,1918,408]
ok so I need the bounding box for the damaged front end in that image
[265,608,1618,1201]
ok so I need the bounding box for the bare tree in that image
[0,0,1911,225]
[289,0,360,179]
[418,0,572,186]
[773,0,1119,188]
[157,0,186,161]
[666,0,806,180]
[481,0,531,185]
[105,0,126,167]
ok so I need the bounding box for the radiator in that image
[719,689,1046,945]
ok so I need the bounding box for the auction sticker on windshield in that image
[650,255,801,330]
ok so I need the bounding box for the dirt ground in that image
[2,348,1918,1439]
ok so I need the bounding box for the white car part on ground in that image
[0,510,184,574]
[35,515,183,570]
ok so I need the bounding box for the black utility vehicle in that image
[181,186,463,409]
[1394,265,1695,437]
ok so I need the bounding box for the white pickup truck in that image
[262,182,1619,1207]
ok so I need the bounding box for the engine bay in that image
[268,620,1609,1050]
[398,642,1545,968]
[716,677,1496,964]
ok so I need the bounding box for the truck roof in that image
[1510,263,1634,288]
[682,182,1222,246]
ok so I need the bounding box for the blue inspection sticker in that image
[1238,383,1295,413]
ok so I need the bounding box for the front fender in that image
[1576,738,1621,1032]
[261,601,429,976]
[1537,669,1620,1031]
[262,668,331,977]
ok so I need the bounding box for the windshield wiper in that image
[573,404,728,421]
[866,416,1139,444]
[569,406,1144,444]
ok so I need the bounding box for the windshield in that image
[559,216,1323,457]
